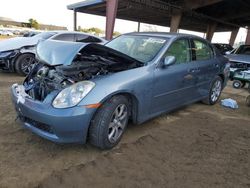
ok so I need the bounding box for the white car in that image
[0,31,107,75]
[2,30,14,36]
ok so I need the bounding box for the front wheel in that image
[202,76,223,105]
[15,53,36,76]
[89,95,129,149]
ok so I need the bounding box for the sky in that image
[0,0,247,45]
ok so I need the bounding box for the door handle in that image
[188,68,200,73]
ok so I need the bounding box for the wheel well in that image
[218,74,224,83]
[102,92,139,124]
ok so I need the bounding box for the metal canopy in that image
[67,0,250,32]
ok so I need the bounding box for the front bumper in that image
[11,84,96,144]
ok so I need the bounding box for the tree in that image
[78,27,104,36]
[28,18,39,29]
[78,26,82,31]
[113,31,121,37]
[143,24,157,32]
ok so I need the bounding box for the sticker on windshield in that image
[146,38,166,44]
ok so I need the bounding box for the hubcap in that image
[211,80,222,102]
[108,104,128,143]
[21,56,35,74]
[234,83,240,87]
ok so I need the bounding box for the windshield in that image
[106,35,168,63]
[234,45,250,55]
[32,32,57,40]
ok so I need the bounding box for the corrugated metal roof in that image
[67,0,105,10]
[67,0,250,32]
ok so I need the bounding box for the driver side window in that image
[164,39,191,64]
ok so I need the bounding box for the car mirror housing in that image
[163,56,176,67]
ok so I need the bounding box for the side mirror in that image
[163,56,176,67]
[225,51,231,55]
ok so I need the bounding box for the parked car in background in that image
[226,44,250,68]
[11,32,229,149]
[23,31,41,37]
[1,30,14,36]
[13,30,21,35]
[229,68,250,89]
[0,31,107,75]
[212,43,233,55]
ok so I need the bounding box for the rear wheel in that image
[202,76,222,105]
[89,95,129,149]
[232,80,242,89]
[15,53,36,76]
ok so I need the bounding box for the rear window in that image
[235,45,250,55]
[76,34,102,43]
[52,33,75,42]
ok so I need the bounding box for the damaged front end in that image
[0,45,36,72]
[0,50,19,71]
[22,40,143,106]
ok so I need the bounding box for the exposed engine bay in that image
[23,44,143,101]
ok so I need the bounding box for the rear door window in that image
[193,40,213,61]
[52,33,75,42]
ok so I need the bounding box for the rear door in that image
[191,39,219,98]
[151,38,200,114]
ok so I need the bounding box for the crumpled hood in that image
[0,37,39,52]
[36,40,87,66]
[226,54,250,64]
[36,39,143,66]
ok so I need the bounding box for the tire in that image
[89,95,130,149]
[15,53,36,76]
[202,76,223,105]
[232,80,242,89]
[246,95,250,107]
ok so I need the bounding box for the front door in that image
[151,38,199,115]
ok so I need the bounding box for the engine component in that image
[23,52,142,101]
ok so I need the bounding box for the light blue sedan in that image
[11,32,230,149]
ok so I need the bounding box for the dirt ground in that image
[0,72,249,188]
[0,36,14,41]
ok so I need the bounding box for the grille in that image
[24,117,53,134]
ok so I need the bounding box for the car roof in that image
[45,30,93,35]
[124,32,201,39]
[40,30,106,41]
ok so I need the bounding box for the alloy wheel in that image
[21,56,35,74]
[108,104,128,143]
[211,80,222,102]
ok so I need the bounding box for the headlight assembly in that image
[0,50,18,58]
[52,81,95,108]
